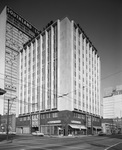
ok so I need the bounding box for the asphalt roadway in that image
[0,134,122,150]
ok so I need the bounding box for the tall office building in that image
[103,85,122,118]
[0,6,39,115]
[18,17,101,135]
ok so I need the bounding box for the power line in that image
[0,72,68,96]
[0,68,102,111]
[0,76,77,107]
[0,73,79,103]
[1,76,83,107]
[0,70,101,107]
[101,70,122,80]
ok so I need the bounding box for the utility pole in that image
[86,114,87,135]
[91,115,93,135]
[6,99,10,141]
[6,97,17,140]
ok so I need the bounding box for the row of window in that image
[73,112,85,119]
[41,112,58,119]
[19,112,58,121]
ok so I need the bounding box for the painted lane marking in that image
[104,142,122,150]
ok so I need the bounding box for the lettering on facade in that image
[7,6,39,34]
[71,120,81,124]
[47,120,61,124]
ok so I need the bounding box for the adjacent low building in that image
[102,118,122,134]
[16,110,101,135]
[103,85,122,118]
[0,114,16,133]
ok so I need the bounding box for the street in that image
[0,135,122,150]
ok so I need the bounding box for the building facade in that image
[17,17,101,135]
[103,85,122,119]
[102,118,122,134]
[0,6,39,115]
[0,114,16,133]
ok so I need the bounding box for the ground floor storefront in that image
[40,124,87,136]
[16,110,101,136]
[16,126,30,134]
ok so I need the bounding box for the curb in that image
[0,140,12,144]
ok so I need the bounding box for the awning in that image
[93,126,102,130]
[69,124,87,129]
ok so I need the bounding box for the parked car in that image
[98,131,106,136]
[32,131,44,137]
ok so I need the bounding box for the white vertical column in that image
[45,31,48,110]
[76,28,79,109]
[57,20,60,109]
[26,47,29,113]
[95,53,97,115]
[27,46,30,113]
[51,26,54,109]
[93,50,95,114]
[87,43,90,113]
[91,47,94,114]
[25,50,27,113]
[95,54,97,115]
[40,35,42,111]
[89,47,92,114]
[71,21,74,110]
[19,52,21,114]
[30,43,33,112]
[35,39,37,111]
[80,33,83,111]
[91,49,93,114]
[98,57,102,115]
[84,38,86,111]
[22,49,25,114]
[82,36,85,111]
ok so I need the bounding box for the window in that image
[78,113,81,118]
[52,112,58,118]
[79,75,80,80]
[82,114,85,120]
[20,118,22,121]
[74,35,76,41]
[74,53,76,59]
[27,116,30,120]
[74,99,76,104]
[23,117,26,121]
[74,44,76,50]
[74,71,76,77]
[46,113,50,118]
[41,114,45,119]
[78,41,80,46]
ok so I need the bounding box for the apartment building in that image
[0,6,39,115]
[17,17,101,135]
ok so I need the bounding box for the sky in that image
[0,0,122,97]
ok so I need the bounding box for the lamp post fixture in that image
[0,88,6,95]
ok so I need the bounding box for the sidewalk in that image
[0,133,92,144]
[46,134,92,138]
